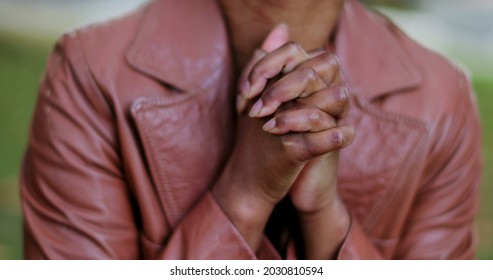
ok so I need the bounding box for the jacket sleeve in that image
[21,33,280,260]
[21,33,141,259]
[156,192,280,259]
[337,71,482,259]
[336,214,384,259]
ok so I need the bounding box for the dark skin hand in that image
[213,25,354,259]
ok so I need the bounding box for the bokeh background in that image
[0,0,491,259]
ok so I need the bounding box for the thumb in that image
[261,23,289,52]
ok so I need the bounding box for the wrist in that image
[212,161,276,251]
[297,195,350,259]
[300,196,349,229]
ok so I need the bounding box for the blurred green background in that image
[0,0,492,259]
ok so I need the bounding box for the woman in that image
[21,0,482,259]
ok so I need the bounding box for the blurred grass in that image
[0,31,491,260]
[474,78,493,260]
[0,32,51,260]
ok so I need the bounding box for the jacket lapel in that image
[127,0,422,100]
[127,0,234,228]
[335,1,429,238]
[336,0,422,100]
[126,0,229,92]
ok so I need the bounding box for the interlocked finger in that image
[262,108,336,135]
[294,52,342,85]
[236,49,268,113]
[296,86,350,119]
[280,126,355,163]
[249,67,327,118]
[241,42,309,100]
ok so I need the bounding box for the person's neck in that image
[218,0,344,72]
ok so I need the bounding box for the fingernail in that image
[262,118,276,131]
[339,87,348,101]
[249,99,263,117]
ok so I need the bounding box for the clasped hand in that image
[212,24,354,257]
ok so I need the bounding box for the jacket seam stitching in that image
[354,97,430,232]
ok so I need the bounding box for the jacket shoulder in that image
[76,5,145,56]
[378,12,476,127]
[55,4,147,84]
[377,14,481,183]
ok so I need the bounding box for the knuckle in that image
[308,110,322,125]
[281,138,307,164]
[280,134,298,152]
[328,117,337,127]
[327,53,341,67]
[334,87,349,104]
[303,67,318,81]
[309,53,340,85]
[287,41,301,52]
[319,53,340,72]
[329,130,344,148]
[280,135,292,149]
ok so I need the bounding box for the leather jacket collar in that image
[127,0,421,99]
[334,0,422,99]
[126,0,230,92]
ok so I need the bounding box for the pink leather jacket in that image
[21,0,482,259]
